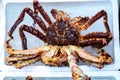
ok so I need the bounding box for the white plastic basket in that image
[0,0,120,80]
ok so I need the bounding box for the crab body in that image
[5,0,113,80]
[46,19,79,46]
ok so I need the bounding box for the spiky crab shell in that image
[46,19,80,46]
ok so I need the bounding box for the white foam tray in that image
[0,0,120,79]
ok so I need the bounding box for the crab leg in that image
[82,32,112,40]
[19,24,46,49]
[81,59,104,69]
[5,39,51,55]
[8,7,47,38]
[5,39,53,68]
[12,56,41,69]
[62,46,89,80]
[33,0,52,25]
[69,45,113,68]
[79,10,113,48]
[79,38,107,48]
[81,10,110,32]
[80,49,113,69]
[6,54,39,62]
[81,32,113,47]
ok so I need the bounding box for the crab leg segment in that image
[79,38,107,48]
[82,32,112,40]
[5,39,50,55]
[79,49,112,68]
[80,32,113,48]
[19,25,46,49]
[12,56,41,69]
[33,0,52,25]
[8,8,47,38]
[62,46,89,80]
[6,54,39,62]
[81,10,110,32]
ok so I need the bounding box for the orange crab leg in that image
[5,53,41,63]
[12,56,41,69]
[61,46,90,80]
[80,50,113,69]
[5,39,50,55]
[68,45,113,68]
[5,39,52,68]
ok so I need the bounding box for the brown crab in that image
[5,0,113,80]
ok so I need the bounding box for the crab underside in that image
[5,0,113,80]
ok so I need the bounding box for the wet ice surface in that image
[4,76,115,80]
[5,1,114,66]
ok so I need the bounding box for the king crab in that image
[5,0,113,80]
